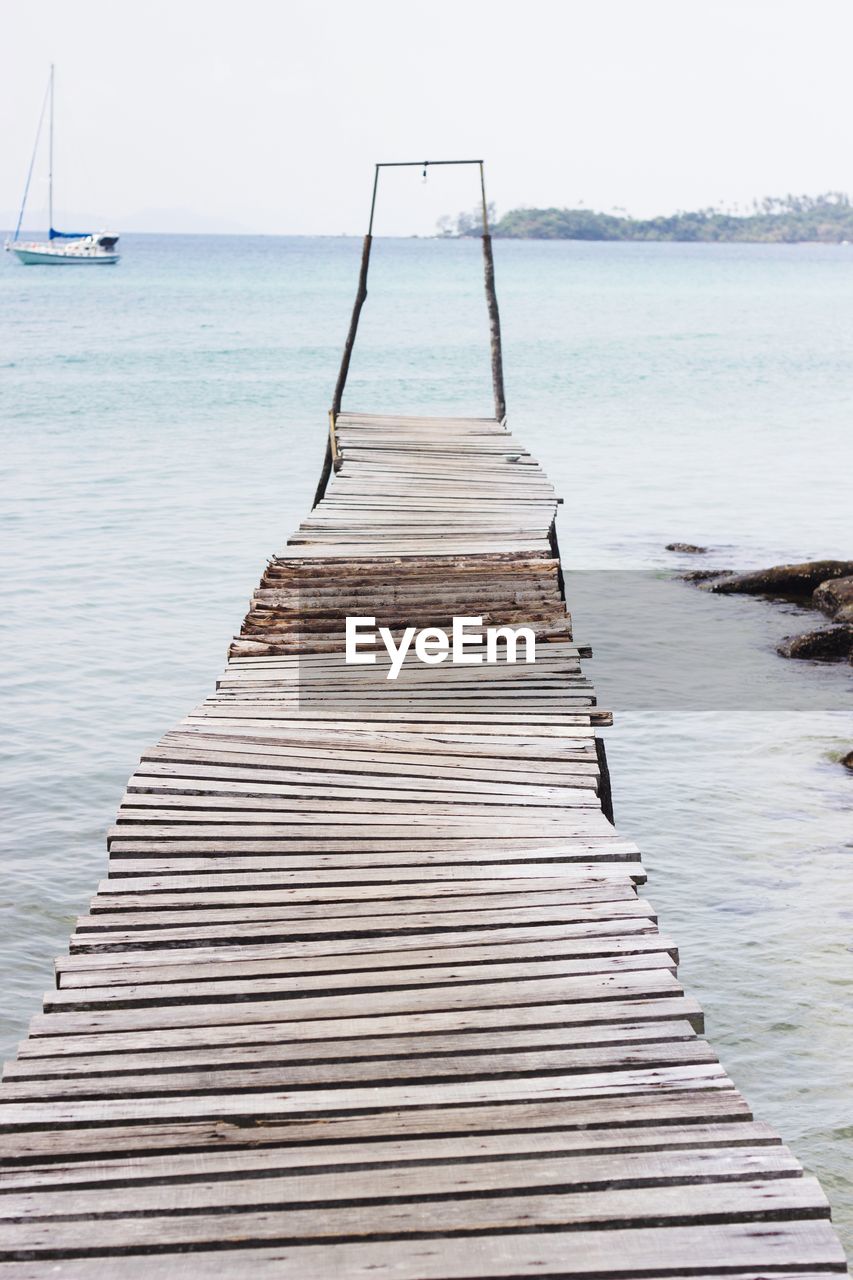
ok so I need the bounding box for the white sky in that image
[2,0,852,235]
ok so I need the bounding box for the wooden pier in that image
[0,163,846,1275]
[0,408,846,1275]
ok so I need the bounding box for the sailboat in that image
[5,65,120,265]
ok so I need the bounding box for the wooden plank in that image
[26,970,685,1035]
[0,1090,750,1163]
[0,1120,781,1191]
[65,901,660,951]
[0,1065,734,1130]
[0,1041,718,1100]
[54,932,676,987]
[0,1170,824,1241]
[4,1020,699,1081]
[0,1224,842,1277]
[0,1185,835,1261]
[16,997,707,1058]
[0,1231,844,1277]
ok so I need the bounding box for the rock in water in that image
[709,559,853,598]
[777,624,853,660]
[813,575,853,623]
[682,568,729,582]
[841,750,853,772]
[666,542,708,553]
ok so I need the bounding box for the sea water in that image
[1,234,851,1243]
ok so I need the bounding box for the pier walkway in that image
[0,409,846,1276]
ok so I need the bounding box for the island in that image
[440,193,853,242]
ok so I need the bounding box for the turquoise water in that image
[1,235,851,1245]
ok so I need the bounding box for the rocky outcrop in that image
[813,575,853,623]
[707,560,853,599]
[776,625,853,660]
[684,557,853,663]
[666,542,708,554]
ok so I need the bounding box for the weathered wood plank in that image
[0,1120,781,1191]
[0,1177,826,1252]
[0,1231,843,1278]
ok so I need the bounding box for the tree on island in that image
[441,193,853,242]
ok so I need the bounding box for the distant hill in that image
[441,194,853,242]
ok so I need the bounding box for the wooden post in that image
[481,233,506,421]
[479,163,507,421]
[330,232,373,422]
[311,413,340,508]
[311,437,333,508]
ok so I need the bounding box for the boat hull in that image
[9,245,119,265]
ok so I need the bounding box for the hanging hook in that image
[422,160,429,183]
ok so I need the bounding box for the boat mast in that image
[48,64,54,234]
[11,68,51,243]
